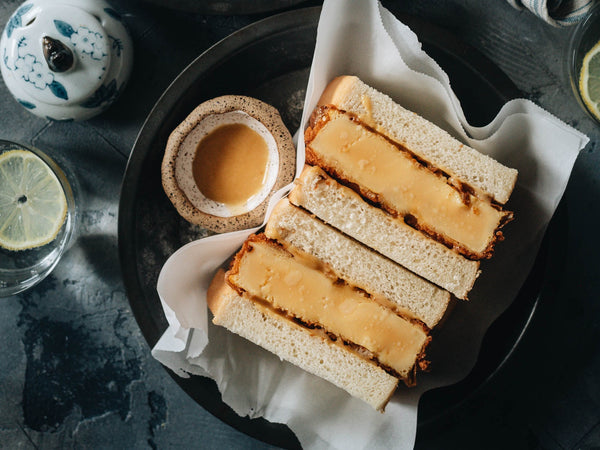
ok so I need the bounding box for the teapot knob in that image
[42,36,74,72]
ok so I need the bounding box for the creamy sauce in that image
[192,123,269,207]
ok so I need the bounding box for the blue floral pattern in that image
[1,1,131,120]
[5,4,33,38]
[14,52,35,81]
[4,17,111,102]
[17,99,36,109]
[6,37,69,100]
[54,20,107,61]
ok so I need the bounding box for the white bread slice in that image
[288,165,480,299]
[265,198,450,328]
[317,75,518,204]
[207,270,399,411]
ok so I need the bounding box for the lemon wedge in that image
[0,149,67,251]
[579,39,600,121]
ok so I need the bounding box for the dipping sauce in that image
[162,95,296,233]
[192,123,269,207]
[172,109,280,218]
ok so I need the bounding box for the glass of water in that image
[0,140,77,297]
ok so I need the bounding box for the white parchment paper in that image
[151,1,589,448]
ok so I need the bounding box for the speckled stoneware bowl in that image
[0,0,133,121]
[161,95,297,233]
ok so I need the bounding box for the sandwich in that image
[288,165,480,299]
[265,198,451,329]
[208,268,403,411]
[206,75,518,411]
[208,233,431,411]
[316,75,517,205]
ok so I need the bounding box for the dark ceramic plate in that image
[139,0,310,15]
[118,6,560,448]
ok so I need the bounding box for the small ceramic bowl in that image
[0,0,133,121]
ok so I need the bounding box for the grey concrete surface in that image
[0,0,598,449]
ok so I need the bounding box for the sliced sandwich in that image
[317,75,518,205]
[208,268,401,411]
[265,197,451,328]
[288,165,480,299]
[208,233,431,411]
[206,76,517,412]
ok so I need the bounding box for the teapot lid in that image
[0,0,132,121]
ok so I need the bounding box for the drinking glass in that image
[568,3,600,123]
[0,140,77,297]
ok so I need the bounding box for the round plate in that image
[138,0,309,15]
[118,6,550,448]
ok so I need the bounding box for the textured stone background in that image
[0,0,598,449]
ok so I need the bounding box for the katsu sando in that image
[207,76,518,412]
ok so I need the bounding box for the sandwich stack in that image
[207,76,518,411]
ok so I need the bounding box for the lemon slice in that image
[0,149,67,251]
[579,39,600,121]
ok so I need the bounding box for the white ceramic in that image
[0,0,133,121]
